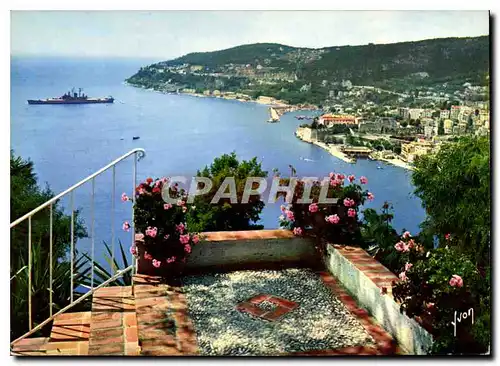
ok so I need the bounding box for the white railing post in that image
[28,217,32,331]
[111,165,116,273]
[49,204,53,317]
[91,178,95,290]
[70,192,74,302]
[131,152,137,287]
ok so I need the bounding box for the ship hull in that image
[27,98,114,105]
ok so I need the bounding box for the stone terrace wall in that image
[323,243,434,355]
[185,230,318,272]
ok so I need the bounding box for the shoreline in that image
[124,82,319,114]
[376,157,414,170]
[295,127,414,170]
[125,82,413,171]
[295,128,354,163]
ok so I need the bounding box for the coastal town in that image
[127,59,489,170]
[294,96,490,169]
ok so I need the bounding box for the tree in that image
[187,152,268,232]
[438,120,445,135]
[412,136,490,267]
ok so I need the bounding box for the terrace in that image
[10,149,432,356]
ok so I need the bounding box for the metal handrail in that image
[10,148,146,228]
[10,265,134,346]
[10,148,146,336]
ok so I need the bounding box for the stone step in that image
[133,275,198,356]
[12,312,92,356]
[45,311,91,355]
[11,337,49,356]
[88,286,140,356]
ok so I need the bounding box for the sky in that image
[11,11,489,61]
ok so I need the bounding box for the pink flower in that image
[152,259,161,268]
[121,193,129,202]
[445,233,451,240]
[293,227,303,236]
[394,241,406,252]
[367,192,374,201]
[182,206,188,213]
[162,177,169,184]
[136,187,145,195]
[122,221,131,232]
[152,187,161,194]
[154,180,162,188]
[192,234,200,244]
[176,223,185,234]
[407,239,415,249]
[285,210,295,221]
[449,275,463,288]
[329,172,335,178]
[179,234,190,244]
[326,214,340,224]
[184,244,192,253]
[405,262,413,271]
[343,198,355,207]
[337,174,345,180]
[166,256,176,264]
[348,174,355,183]
[359,176,368,184]
[402,231,411,239]
[347,208,356,218]
[177,199,185,206]
[136,233,144,241]
[144,252,153,260]
[129,246,137,255]
[145,226,157,238]
[164,203,172,210]
[280,205,287,213]
[330,179,343,187]
[399,271,408,281]
[146,177,153,185]
[308,203,319,213]
[164,234,170,240]
[426,302,435,309]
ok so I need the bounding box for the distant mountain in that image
[127,36,489,106]
[160,36,488,83]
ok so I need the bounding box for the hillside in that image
[126,36,489,106]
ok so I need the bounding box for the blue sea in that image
[11,56,426,265]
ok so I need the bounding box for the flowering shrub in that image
[278,172,373,251]
[123,177,199,271]
[391,232,490,354]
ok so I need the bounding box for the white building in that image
[409,108,424,120]
[440,110,450,119]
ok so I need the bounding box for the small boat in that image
[133,136,140,140]
[377,166,383,170]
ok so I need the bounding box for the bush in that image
[391,234,490,354]
[187,152,268,232]
[278,172,373,253]
[412,136,490,268]
[131,177,199,269]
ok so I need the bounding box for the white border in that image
[2,2,497,365]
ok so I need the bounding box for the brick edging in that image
[331,244,400,297]
[316,271,401,355]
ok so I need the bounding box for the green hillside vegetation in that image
[127,36,489,106]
